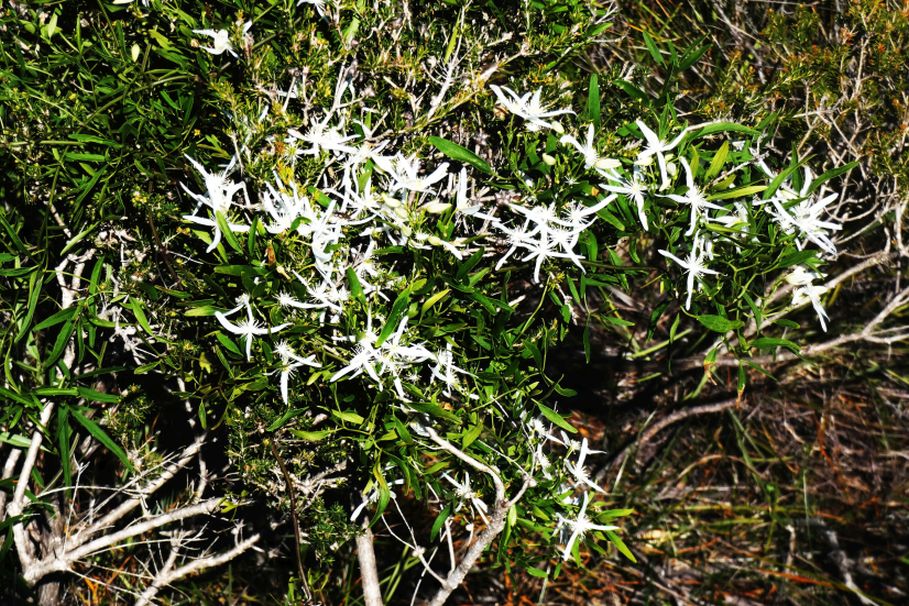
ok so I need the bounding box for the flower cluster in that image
[179,69,845,566]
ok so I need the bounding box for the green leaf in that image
[0,432,32,448]
[129,299,154,336]
[57,407,72,489]
[214,212,243,255]
[806,161,858,195]
[776,249,818,269]
[614,79,647,102]
[77,387,120,404]
[346,267,364,303]
[605,530,636,562]
[536,403,577,434]
[642,31,663,65]
[688,122,758,138]
[376,290,411,347]
[215,332,242,356]
[525,567,549,579]
[461,423,483,449]
[705,141,729,180]
[430,505,452,542]
[70,407,132,471]
[586,74,600,126]
[421,288,450,314]
[696,314,743,333]
[427,136,493,175]
[751,337,800,354]
[15,270,42,343]
[33,307,77,332]
[707,185,766,201]
[332,409,365,425]
[290,429,332,441]
[185,304,217,317]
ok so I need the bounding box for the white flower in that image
[658,235,720,310]
[193,29,235,57]
[429,342,472,397]
[214,296,290,360]
[635,119,686,190]
[560,124,621,172]
[330,314,432,399]
[494,197,611,283]
[663,157,725,236]
[786,266,830,331]
[768,169,841,256]
[564,437,607,495]
[288,120,358,157]
[274,341,320,404]
[442,472,490,525]
[489,84,574,133]
[603,169,650,231]
[374,154,449,194]
[181,154,250,252]
[555,492,619,562]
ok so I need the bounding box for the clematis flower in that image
[274,341,320,404]
[786,266,830,331]
[181,154,251,252]
[564,437,608,495]
[215,295,290,360]
[192,29,236,57]
[441,472,490,525]
[489,84,574,133]
[603,169,650,231]
[374,154,449,194]
[663,156,725,236]
[560,124,621,173]
[635,119,686,190]
[288,119,359,157]
[658,235,720,310]
[555,492,619,562]
[767,168,842,256]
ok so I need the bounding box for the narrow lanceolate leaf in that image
[705,141,729,180]
[428,136,493,174]
[806,160,859,195]
[751,337,800,355]
[70,407,133,471]
[696,314,744,333]
[536,402,577,434]
[707,185,766,201]
[376,289,411,347]
[587,74,601,126]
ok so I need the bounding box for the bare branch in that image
[356,522,384,606]
[134,531,260,606]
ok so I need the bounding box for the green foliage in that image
[0,1,879,604]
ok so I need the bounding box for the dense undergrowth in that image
[1,1,907,605]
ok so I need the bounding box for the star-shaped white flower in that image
[193,29,236,57]
[555,492,619,562]
[489,84,574,133]
[603,169,650,231]
[768,169,842,256]
[658,235,720,310]
[274,341,320,404]
[374,154,449,194]
[635,119,686,190]
[215,296,290,360]
[181,154,251,252]
[663,156,725,236]
[560,124,621,173]
[786,266,830,331]
[564,437,608,495]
